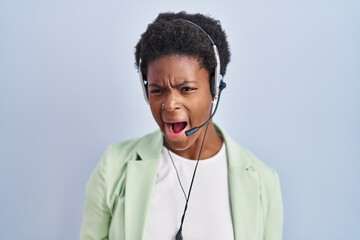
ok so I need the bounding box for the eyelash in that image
[150,89,163,94]
[181,87,195,92]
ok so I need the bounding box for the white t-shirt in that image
[144,144,234,240]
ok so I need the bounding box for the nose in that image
[162,91,180,112]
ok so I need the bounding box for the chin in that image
[164,136,191,151]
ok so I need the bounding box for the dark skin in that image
[146,55,223,160]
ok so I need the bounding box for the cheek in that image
[188,95,213,120]
[149,103,162,124]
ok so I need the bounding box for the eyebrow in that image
[148,80,197,88]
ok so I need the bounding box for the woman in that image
[80,11,283,240]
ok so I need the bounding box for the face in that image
[147,55,214,157]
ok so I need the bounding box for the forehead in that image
[147,55,209,83]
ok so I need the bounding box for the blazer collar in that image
[124,131,163,240]
[222,130,261,240]
[136,131,164,159]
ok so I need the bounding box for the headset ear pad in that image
[210,75,216,97]
[143,78,149,99]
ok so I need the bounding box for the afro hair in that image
[135,11,231,79]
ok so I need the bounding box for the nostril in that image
[162,103,179,112]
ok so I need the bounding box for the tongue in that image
[172,122,187,133]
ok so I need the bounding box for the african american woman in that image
[80,11,283,240]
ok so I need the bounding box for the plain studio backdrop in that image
[0,0,359,239]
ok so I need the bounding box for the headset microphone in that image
[185,81,226,137]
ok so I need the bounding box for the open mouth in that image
[168,122,188,134]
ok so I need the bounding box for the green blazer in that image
[80,128,283,240]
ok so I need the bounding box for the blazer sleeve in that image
[264,170,283,240]
[80,149,112,240]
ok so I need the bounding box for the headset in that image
[138,19,224,104]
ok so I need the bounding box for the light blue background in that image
[1,0,359,239]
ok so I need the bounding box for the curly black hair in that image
[135,11,231,79]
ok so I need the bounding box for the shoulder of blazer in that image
[221,128,281,205]
[100,130,163,171]
[221,127,277,178]
[87,130,163,214]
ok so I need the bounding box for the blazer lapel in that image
[224,133,260,240]
[124,131,163,240]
